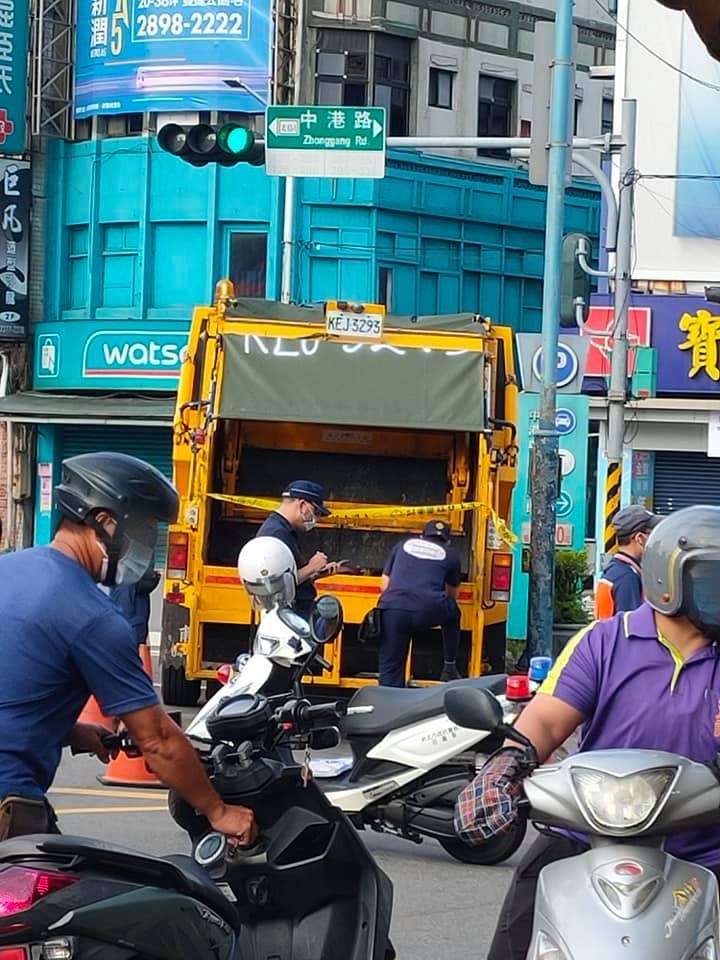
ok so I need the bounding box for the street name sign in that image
[266,106,386,178]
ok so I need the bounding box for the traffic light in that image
[560,232,592,328]
[157,122,264,167]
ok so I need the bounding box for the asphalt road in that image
[50,676,527,959]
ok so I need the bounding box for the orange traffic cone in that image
[78,695,116,728]
[98,643,165,789]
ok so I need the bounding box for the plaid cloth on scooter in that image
[454,747,528,844]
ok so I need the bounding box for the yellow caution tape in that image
[207,493,517,545]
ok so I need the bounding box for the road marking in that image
[55,805,169,815]
[49,787,168,800]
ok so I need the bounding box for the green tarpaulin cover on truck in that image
[218,300,489,431]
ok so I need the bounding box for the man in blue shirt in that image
[378,520,463,686]
[0,451,255,845]
[256,480,347,621]
[595,504,661,618]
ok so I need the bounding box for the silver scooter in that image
[445,685,720,960]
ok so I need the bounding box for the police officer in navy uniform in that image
[378,519,463,686]
[256,480,347,621]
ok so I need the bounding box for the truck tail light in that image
[167,533,188,580]
[490,553,512,602]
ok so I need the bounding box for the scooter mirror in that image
[444,686,503,732]
[309,595,344,645]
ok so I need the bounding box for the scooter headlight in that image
[691,939,717,960]
[570,766,677,833]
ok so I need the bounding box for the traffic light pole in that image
[526,0,575,660]
[604,98,637,556]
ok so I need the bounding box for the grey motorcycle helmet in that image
[642,505,720,615]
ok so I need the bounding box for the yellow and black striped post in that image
[604,461,622,555]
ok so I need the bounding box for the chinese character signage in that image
[74,0,271,118]
[0,0,30,155]
[0,158,29,340]
[678,309,720,382]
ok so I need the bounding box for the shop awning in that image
[0,392,175,425]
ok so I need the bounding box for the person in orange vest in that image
[595,505,662,618]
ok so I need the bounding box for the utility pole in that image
[527,0,576,659]
[603,99,637,557]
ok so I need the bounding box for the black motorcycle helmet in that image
[54,452,179,586]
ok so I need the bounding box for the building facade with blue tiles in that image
[27,141,601,551]
[0,0,616,550]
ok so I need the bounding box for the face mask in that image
[115,538,155,586]
[302,508,317,532]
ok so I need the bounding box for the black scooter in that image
[0,694,394,960]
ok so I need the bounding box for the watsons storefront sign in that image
[34,323,190,390]
[83,331,189,378]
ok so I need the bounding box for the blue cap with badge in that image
[282,480,332,516]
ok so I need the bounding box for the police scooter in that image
[445,685,720,960]
[179,538,527,866]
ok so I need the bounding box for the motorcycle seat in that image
[25,835,240,927]
[342,675,507,738]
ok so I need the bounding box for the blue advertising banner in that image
[0,0,30,154]
[675,19,720,239]
[74,0,271,118]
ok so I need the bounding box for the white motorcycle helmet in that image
[237,537,297,611]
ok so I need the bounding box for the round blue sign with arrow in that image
[556,490,573,519]
[555,408,577,435]
[532,344,579,389]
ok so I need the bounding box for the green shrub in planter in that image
[554,549,591,625]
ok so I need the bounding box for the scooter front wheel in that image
[438,817,526,865]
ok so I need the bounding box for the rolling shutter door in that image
[653,451,720,515]
[59,425,173,566]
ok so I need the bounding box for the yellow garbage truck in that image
[160,281,519,705]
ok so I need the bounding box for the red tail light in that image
[0,867,78,917]
[216,664,233,685]
[490,553,512,602]
[167,533,189,580]
[0,948,29,959]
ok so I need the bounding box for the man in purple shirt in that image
[484,505,720,960]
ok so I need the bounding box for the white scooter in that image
[182,596,526,865]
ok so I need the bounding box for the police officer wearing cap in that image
[256,480,347,621]
[378,519,463,686]
[595,504,662,618]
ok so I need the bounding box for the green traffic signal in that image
[219,124,254,156]
[157,123,265,168]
